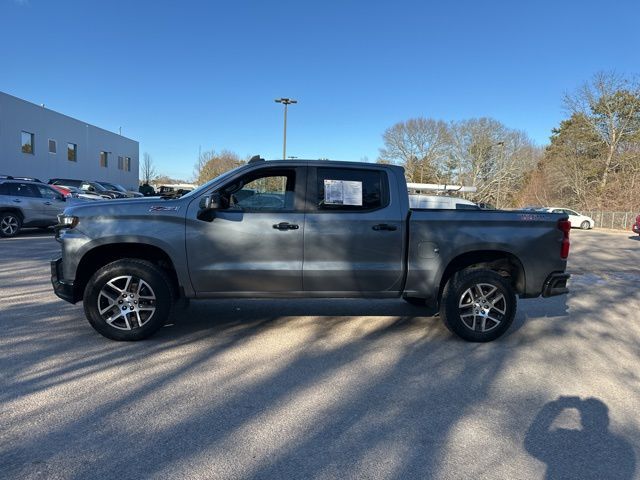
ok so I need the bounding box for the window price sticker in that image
[324,180,363,206]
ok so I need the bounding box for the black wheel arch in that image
[0,208,24,221]
[74,243,181,302]
[437,250,525,305]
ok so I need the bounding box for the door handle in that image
[273,222,299,231]
[372,224,397,231]
[44,201,52,205]
[12,199,21,203]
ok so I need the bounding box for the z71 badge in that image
[148,206,180,212]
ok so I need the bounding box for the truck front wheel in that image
[83,259,174,341]
[440,269,516,342]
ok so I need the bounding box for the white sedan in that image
[543,207,595,229]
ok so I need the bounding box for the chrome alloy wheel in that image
[458,283,506,333]
[1,215,19,236]
[97,275,157,330]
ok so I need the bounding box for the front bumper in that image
[51,257,76,304]
[541,272,570,297]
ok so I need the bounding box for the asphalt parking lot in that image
[1,229,639,479]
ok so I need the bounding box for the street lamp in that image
[495,141,505,209]
[275,97,297,160]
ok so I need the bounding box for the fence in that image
[585,211,638,231]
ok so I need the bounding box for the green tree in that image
[564,71,640,206]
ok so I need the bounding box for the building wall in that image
[0,92,139,190]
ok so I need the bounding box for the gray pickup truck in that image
[51,159,571,342]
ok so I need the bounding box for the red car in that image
[50,184,72,197]
[633,215,640,235]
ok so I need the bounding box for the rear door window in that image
[8,183,41,197]
[314,168,387,211]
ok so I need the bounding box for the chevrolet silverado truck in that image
[51,159,571,342]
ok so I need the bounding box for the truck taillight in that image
[558,219,571,259]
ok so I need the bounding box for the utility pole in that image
[496,141,505,209]
[275,98,297,160]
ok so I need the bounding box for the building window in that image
[124,156,131,172]
[67,143,77,162]
[21,131,34,154]
[100,151,108,168]
[118,156,123,170]
[48,139,57,154]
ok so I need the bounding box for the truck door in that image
[303,166,405,295]
[185,166,306,294]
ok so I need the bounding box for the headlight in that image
[57,214,79,229]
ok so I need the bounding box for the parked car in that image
[542,208,594,230]
[94,181,143,198]
[139,183,156,196]
[633,215,640,235]
[0,179,70,237]
[52,159,570,343]
[48,179,125,199]
[1,174,44,183]
[157,186,192,198]
[57,185,104,201]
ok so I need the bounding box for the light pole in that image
[496,141,505,209]
[275,98,297,160]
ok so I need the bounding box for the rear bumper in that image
[541,272,570,297]
[633,223,640,234]
[51,257,76,304]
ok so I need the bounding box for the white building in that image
[0,91,139,189]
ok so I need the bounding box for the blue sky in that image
[2,0,639,180]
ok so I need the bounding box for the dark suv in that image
[48,179,124,199]
[0,179,68,237]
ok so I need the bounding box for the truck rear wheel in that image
[440,268,516,342]
[83,259,174,341]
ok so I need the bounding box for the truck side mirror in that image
[199,192,222,210]
[197,193,223,221]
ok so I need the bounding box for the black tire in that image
[440,268,516,342]
[403,296,426,306]
[83,259,174,341]
[0,211,22,238]
[580,221,590,230]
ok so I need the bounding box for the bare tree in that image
[140,152,157,185]
[449,118,539,206]
[378,118,451,183]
